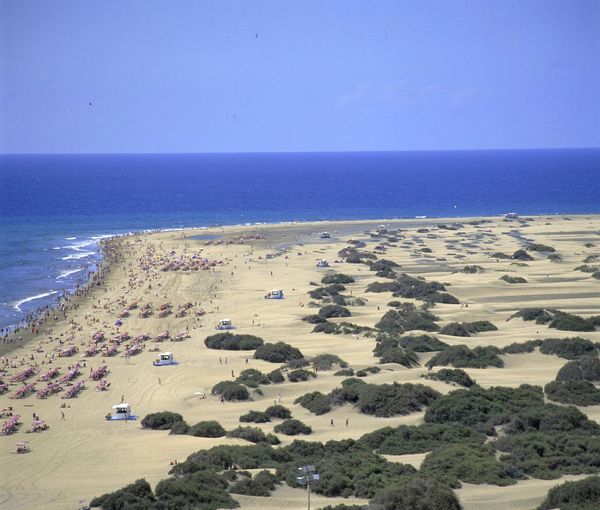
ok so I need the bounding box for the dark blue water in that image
[1,149,599,329]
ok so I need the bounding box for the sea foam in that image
[14,291,59,312]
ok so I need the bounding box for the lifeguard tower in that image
[106,403,137,421]
[153,352,177,366]
[265,289,284,299]
[216,319,235,330]
[316,259,329,268]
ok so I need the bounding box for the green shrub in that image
[302,314,327,324]
[548,253,562,262]
[441,321,498,336]
[230,470,279,497]
[574,264,600,273]
[154,470,239,509]
[366,273,459,304]
[527,243,555,253]
[227,426,280,445]
[295,391,332,415]
[377,347,419,367]
[287,368,317,382]
[369,476,461,510]
[439,322,470,337]
[537,475,600,510]
[375,305,439,334]
[188,420,226,438]
[254,342,304,363]
[491,252,511,259]
[544,380,600,406]
[539,337,597,359]
[579,356,600,381]
[204,332,264,350]
[397,334,448,352]
[287,358,310,369]
[312,354,348,371]
[334,368,355,376]
[274,419,312,435]
[462,265,484,273]
[223,384,250,401]
[512,249,533,261]
[89,479,156,510]
[267,369,285,383]
[355,366,381,377]
[264,405,292,420]
[318,304,352,318]
[358,423,485,454]
[141,411,184,430]
[428,345,504,368]
[424,368,476,387]
[236,368,270,388]
[239,410,270,423]
[353,383,440,417]
[500,275,528,284]
[421,444,522,488]
[169,420,190,435]
[501,339,542,354]
[322,273,355,285]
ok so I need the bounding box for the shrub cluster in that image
[211,381,251,401]
[188,420,226,438]
[311,354,348,371]
[287,368,317,383]
[368,259,401,278]
[141,411,184,430]
[510,308,600,332]
[527,243,555,252]
[273,419,312,435]
[499,275,527,284]
[204,333,264,350]
[428,345,504,369]
[462,265,484,273]
[239,410,270,423]
[366,273,459,304]
[321,273,355,284]
[512,249,534,261]
[227,426,280,445]
[264,405,292,419]
[539,337,597,359]
[537,475,600,510]
[318,304,352,318]
[424,368,477,388]
[501,339,542,354]
[229,470,279,497]
[440,320,498,337]
[375,304,439,334]
[254,342,304,363]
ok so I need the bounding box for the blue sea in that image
[1,149,599,330]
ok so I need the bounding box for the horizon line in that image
[1,146,600,157]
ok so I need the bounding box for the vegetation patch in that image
[204,333,264,350]
[239,410,270,423]
[369,476,461,510]
[544,379,600,406]
[227,426,280,445]
[512,249,534,261]
[295,391,332,415]
[501,339,542,354]
[500,275,528,284]
[428,345,504,369]
[254,342,304,363]
[188,420,227,438]
[366,273,459,304]
[424,368,477,388]
[311,354,348,371]
[527,243,555,252]
[462,265,484,273]
[273,419,312,435]
[141,411,184,431]
[318,304,352,318]
[510,308,600,332]
[321,273,355,285]
[287,368,317,383]
[375,304,440,334]
[537,475,600,510]
[264,405,292,420]
[230,470,279,497]
[211,381,251,401]
[539,337,597,359]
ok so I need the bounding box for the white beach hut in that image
[153,352,176,366]
[106,403,137,421]
[316,259,329,268]
[216,318,235,330]
[265,289,284,299]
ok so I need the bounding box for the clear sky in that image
[1,0,598,154]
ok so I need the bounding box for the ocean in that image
[1,149,599,330]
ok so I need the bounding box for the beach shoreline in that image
[1,213,599,509]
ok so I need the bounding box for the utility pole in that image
[297,464,319,510]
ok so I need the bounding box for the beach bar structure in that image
[316,259,329,268]
[265,289,284,299]
[106,403,137,421]
[216,318,235,330]
[318,232,331,239]
[153,352,177,366]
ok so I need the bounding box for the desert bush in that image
[439,323,470,337]
[264,405,292,420]
[230,470,279,497]
[512,249,533,261]
[579,356,600,381]
[141,411,184,431]
[574,264,600,273]
[254,342,304,363]
[428,345,504,368]
[169,420,190,435]
[366,273,458,304]
[377,347,419,367]
[227,426,280,445]
[89,479,157,510]
[322,273,355,285]
[491,252,511,259]
[440,321,497,336]
[397,334,448,352]
[527,243,555,252]
[547,253,562,262]
[236,369,270,388]
[544,380,600,406]
[239,410,270,423]
[355,366,381,377]
[274,419,312,435]
[369,476,461,510]
[358,422,485,454]
[318,304,352,319]
[539,337,597,359]
[537,475,600,510]
[500,275,528,284]
[287,358,310,369]
[420,444,522,488]
[312,354,348,371]
[375,305,439,334]
[501,339,542,354]
[462,265,484,273]
[295,391,332,415]
[188,420,226,438]
[302,314,327,324]
[204,332,264,350]
[287,368,317,383]
[334,368,355,376]
[212,381,250,401]
[355,382,440,417]
[424,368,476,388]
[267,369,285,383]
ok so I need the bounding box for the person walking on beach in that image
[61,411,65,420]
[121,394,125,403]
[345,418,349,427]
[330,418,335,427]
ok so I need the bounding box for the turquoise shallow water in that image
[1,149,599,329]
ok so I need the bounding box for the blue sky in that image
[1,0,598,153]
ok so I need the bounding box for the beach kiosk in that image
[106,403,137,421]
[153,352,177,366]
[316,259,329,268]
[319,232,331,239]
[216,319,235,330]
[265,289,284,300]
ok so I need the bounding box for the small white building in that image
[107,403,136,421]
[265,289,284,299]
[316,259,329,268]
[319,232,331,239]
[153,352,176,366]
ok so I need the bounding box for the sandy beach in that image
[1,214,599,510]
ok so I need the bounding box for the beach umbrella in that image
[115,320,123,326]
